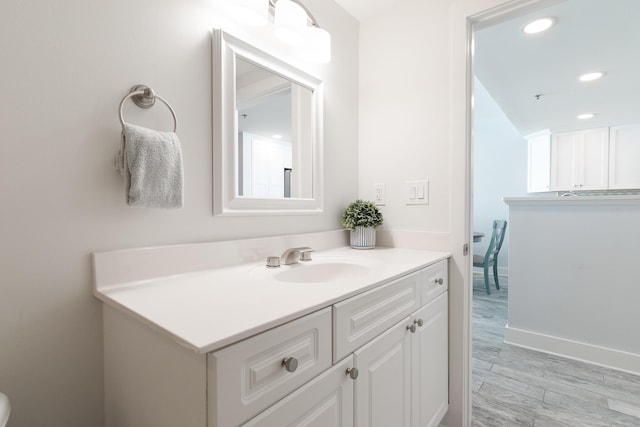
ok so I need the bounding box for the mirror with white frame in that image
[212,29,323,215]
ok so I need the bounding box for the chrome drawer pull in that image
[435,278,444,285]
[414,318,424,327]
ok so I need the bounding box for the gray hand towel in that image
[117,124,184,208]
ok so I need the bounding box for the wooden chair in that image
[473,220,507,294]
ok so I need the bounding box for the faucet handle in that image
[300,248,314,262]
[266,256,281,268]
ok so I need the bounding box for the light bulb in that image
[579,72,604,82]
[577,113,595,120]
[523,17,555,34]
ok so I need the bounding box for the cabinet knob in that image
[346,367,359,380]
[282,357,298,373]
[414,318,424,327]
[435,278,444,285]
[407,324,417,333]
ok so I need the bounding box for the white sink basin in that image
[250,257,374,284]
[274,262,371,283]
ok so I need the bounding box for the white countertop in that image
[95,246,450,354]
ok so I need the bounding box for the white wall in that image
[472,78,528,275]
[505,198,640,374]
[359,0,452,235]
[359,1,548,425]
[358,0,459,423]
[0,0,359,425]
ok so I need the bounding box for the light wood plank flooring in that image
[472,272,640,427]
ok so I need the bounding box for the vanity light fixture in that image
[272,134,283,139]
[274,0,308,45]
[225,0,269,26]
[225,0,331,64]
[577,113,595,120]
[523,17,555,34]
[579,71,605,82]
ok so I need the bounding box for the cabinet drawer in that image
[421,259,448,305]
[208,307,332,427]
[241,356,354,427]
[333,270,421,362]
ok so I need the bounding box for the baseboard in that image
[504,325,640,376]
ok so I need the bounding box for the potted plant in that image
[341,199,384,249]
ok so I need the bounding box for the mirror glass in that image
[213,29,323,215]
[236,58,313,199]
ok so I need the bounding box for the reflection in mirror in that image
[212,29,323,216]
[235,58,313,199]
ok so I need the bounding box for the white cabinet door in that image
[550,128,608,191]
[579,128,609,190]
[550,131,578,191]
[609,124,640,189]
[354,317,412,427]
[526,130,551,192]
[411,293,448,427]
[241,357,354,427]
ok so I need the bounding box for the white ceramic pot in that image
[350,226,376,249]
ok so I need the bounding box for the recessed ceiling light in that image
[577,113,595,120]
[272,134,283,139]
[523,17,555,34]
[579,71,605,82]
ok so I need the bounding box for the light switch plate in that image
[406,180,429,205]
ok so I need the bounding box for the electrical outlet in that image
[374,183,386,205]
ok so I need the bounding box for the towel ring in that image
[118,85,177,132]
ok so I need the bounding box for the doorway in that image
[462,1,640,425]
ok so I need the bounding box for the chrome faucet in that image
[280,247,314,265]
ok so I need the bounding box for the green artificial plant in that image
[341,199,384,231]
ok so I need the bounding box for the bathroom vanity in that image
[93,233,450,427]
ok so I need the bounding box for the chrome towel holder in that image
[118,84,177,132]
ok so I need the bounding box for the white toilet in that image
[0,393,9,427]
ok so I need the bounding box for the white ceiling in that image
[335,0,640,137]
[473,0,640,136]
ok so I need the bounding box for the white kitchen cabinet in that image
[550,128,609,191]
[609,124,640,189]
[525,130,551,192]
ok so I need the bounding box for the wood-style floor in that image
[471,272,640,427]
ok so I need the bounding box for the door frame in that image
[449,0,556,425]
